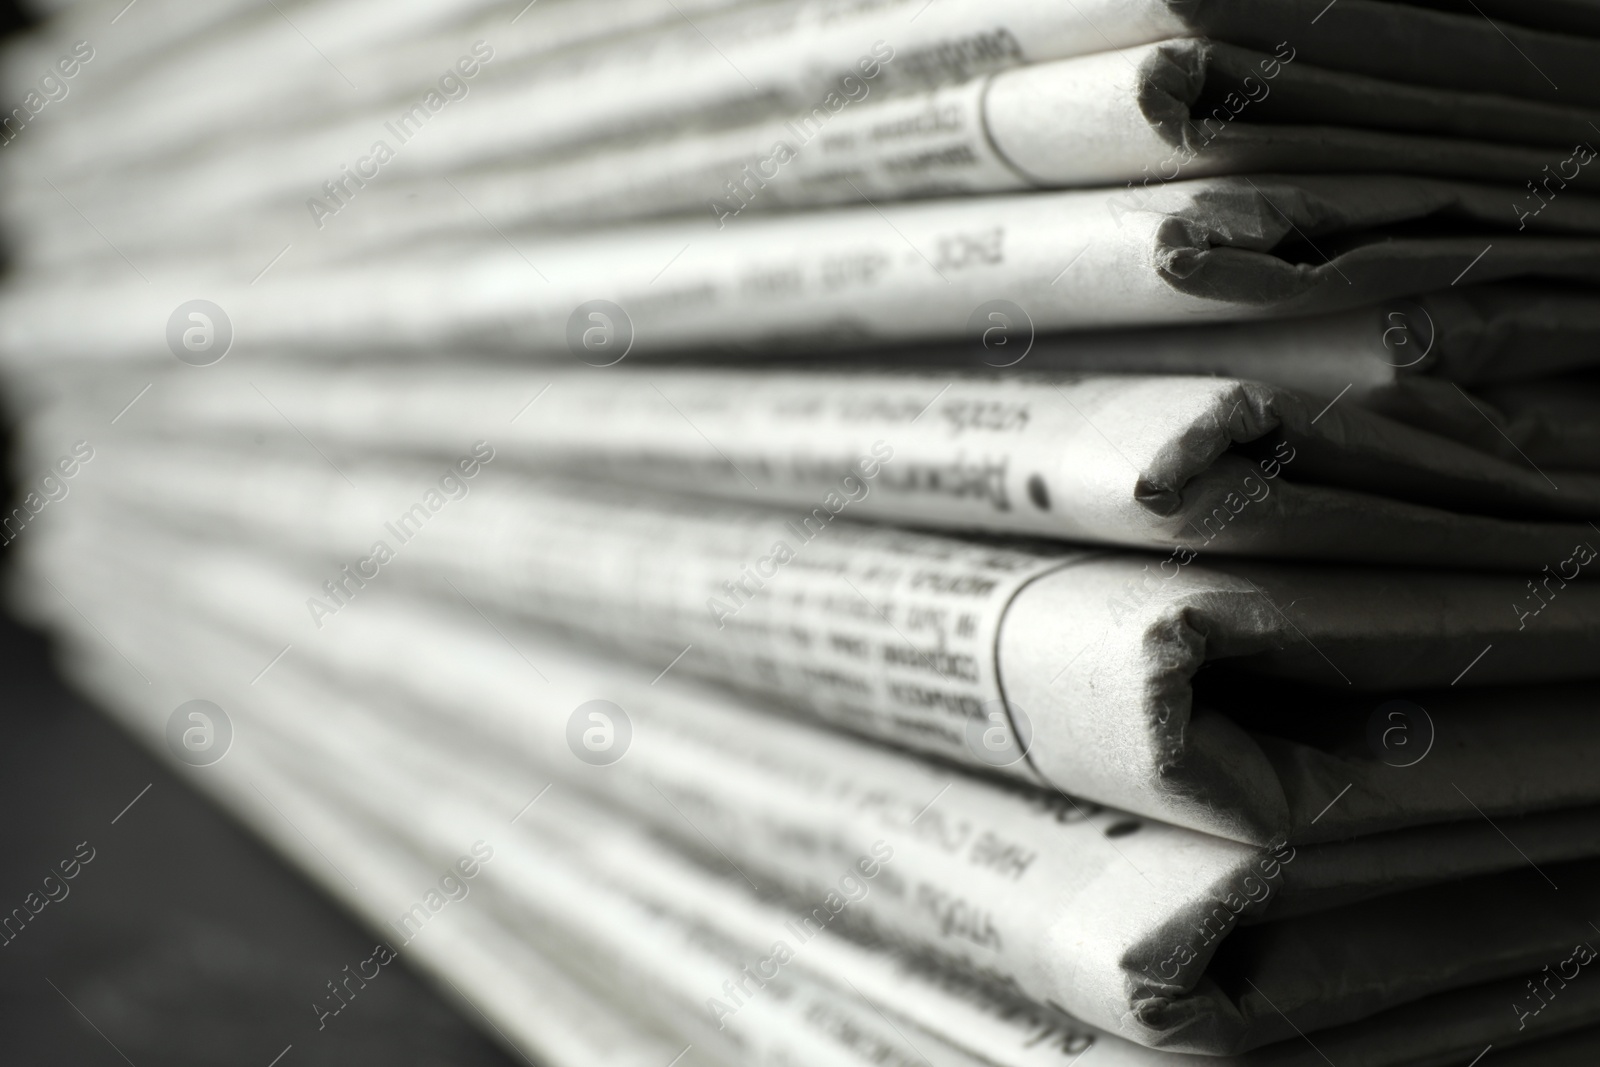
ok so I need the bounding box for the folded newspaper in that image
[858,287,1600,468]
[6,0,1600,1062]
[76,364,1600,569]
[6,0,748,157]
[8,176,1600,362]
[16,0,1600,218]
[59,627,1600,1067]
[32,280,1600,470]
[28,520,1600,1059]
[55,434,1600,846]
[29,38,1600,268]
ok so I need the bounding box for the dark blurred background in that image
[0,3,517,1063]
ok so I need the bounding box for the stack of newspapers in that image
[6,0,1600,1064]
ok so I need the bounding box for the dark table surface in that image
[0,608,522,1067]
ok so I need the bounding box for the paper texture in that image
[4,0,1187,232]
[78,363,1600,569]
[884,288,1600,469]
[30,282,1600,471]
[243,689,1600,1067]
[17,0,1600,223]
[86,678,740,1067]
[8,0,1600,1062]
[28,37,1600,272]
[55,435,1600,846]
[36,533,1600,1060]
[7,176,1600,362]
[4,0,758,189]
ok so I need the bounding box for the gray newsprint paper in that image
[84,364,1600,569]
[816,288,1600,472]
[30,37,1600,270]
[219,684,1600,1067]
[73,624,1600,1067]
[15,0,1600,234]
[4,0,758,199]
[37,538,1600,1061]
[7,176,1600,362]
[59,437,1600,846]
[76,673,735,1067]
[35,285,1600,471]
